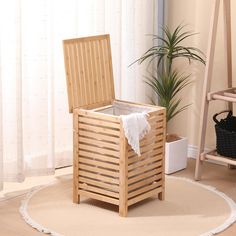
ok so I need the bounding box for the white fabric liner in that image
[95,102,153,155]
[19,175,236,236]
[95,101,154,116]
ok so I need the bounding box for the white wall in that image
[166,0,236,150]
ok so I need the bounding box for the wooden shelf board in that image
[204,150,236,165]
[208,87,236,102]
[212,94,236,102]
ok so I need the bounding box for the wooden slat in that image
[128,174,162,192]
[78,190,119,205]
[86,41,95,104]
[155,129,166,136]
[205,152,236,166]
[79,137,119,150]
[128,155,162,171]
[77,101,113,110]
[129,134,163,151]
[128,161,162,178]
[98,39,106,100]
[101,39,109,100]
[78,109,119,123]
[148,115,164,123]
[143,130,164,140]
[79,157,119,170]
[128,141,163,157]
[79,163,119,178]
[63,44,73,113]
[148,119,164,128]
[75,43,85,108]
[212,94,236,102]
[79,123,120,136]
[137,136,156,150]
[78,116,120,129]
[79,150,119,164]
[128,167,162,185]
[91,104,113,111]
[79,130,119,144]
[69,44,79,109]
[79,176,119,192]
[224,92,236,98]
[207,88,235,100]
[127,187,163,206]
[128,181,162,199]
[90,40,98,103]
[78,42,88,107]
[128,149,163,165]
[79,183,119,198]
[105,36,115,99]
[95,39,105,101]
[79,144,119,157]
[79,170,119,184]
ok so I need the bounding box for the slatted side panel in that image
[127,110,166,206]
[63,35,115,112]
[77,110,121,205]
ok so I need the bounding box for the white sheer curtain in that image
[0,0,158,190]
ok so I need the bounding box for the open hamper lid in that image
[63,34,115,113]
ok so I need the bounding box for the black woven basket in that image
[213,110,236,158]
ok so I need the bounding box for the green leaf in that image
[130,24,206,122]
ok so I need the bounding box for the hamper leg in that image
[73,154,80,204]
[119,151,128,217]
[119,203,128,217]
[158,191,165,201]
[119,122,128,217]
[73,182,80,204]
[73,111,80,204]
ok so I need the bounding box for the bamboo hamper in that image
[63,34,166,217]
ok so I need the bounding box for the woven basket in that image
[213,110,236,158]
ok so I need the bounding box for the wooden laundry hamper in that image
[63,34,166,217]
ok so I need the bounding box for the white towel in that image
[121,112,151,156]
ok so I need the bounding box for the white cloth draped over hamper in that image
[0,0,158,191]
[121,113,151,156]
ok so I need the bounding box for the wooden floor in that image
[0,159,236,236]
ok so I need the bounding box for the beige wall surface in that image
[165,0,236,150]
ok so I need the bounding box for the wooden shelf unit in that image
[195,0,236,180]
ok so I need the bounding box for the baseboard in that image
[187,144,199,159]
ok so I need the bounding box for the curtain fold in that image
[0,0,158,190]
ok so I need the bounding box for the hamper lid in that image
[63,34,115,113]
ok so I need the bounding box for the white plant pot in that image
[165,137,188,174]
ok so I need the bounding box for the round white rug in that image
[20,175,236,236]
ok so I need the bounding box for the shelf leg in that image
[195,0,220,180]
[223,0,234,169]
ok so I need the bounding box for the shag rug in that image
[20,175,236,236]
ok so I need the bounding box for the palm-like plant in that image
[133,24,205,122]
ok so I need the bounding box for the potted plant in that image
[133,24,205,174]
